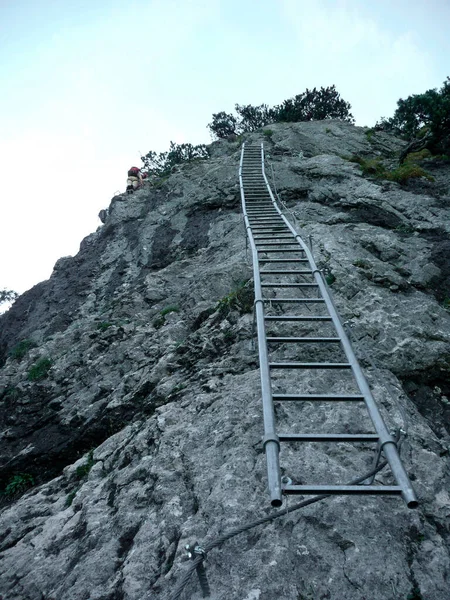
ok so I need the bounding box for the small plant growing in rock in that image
[365,128,375,141]
[385,163,435,184]
[160,305,179,317]
[9,339,37,360]
[2,386,20,401]
[217,281,254,316]
[3,473,34,497]
[76,450,95,479]
[353,259,370,269]
[27,357,52,381]
[153,305,180,329]
[97,321,113,332]
[443,297,450,311]
[263,129,273,137]
[65,490,77,507]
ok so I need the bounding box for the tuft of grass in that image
[395,224,415,234]
[217,281,254,316]
[27,357,52,381]
[365,128,375,141]
[349,155,386,177]
[386,163,435,184]
[325,272,336,286]
[353,259,370,269]
[65,490,77,507]
[160,305,179,317]
[97,321,113,332]
[325,127,332,134]
[2,473,34,497]
[8,339,37,360]
[2,386,20,401]
[443,297,450,311]
[404,149,432,163]
[263,129,273,137]
[76,450,95,479]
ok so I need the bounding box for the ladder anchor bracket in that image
[262,433,280,450]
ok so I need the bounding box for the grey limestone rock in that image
[0,121,449,600]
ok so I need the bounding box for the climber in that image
[126,166,143,194]
[98,208,109,223]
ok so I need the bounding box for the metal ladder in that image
[239,142,418,509]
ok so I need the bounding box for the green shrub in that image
[385,163,435,184]
[443,298,450,310]
[325,273,336,285]
[9,339,37,360]
[3,473,34,497]
[365,128,375,141]
[27,357,52,381]
[76,450,95,479]
[97,321,113,332]
[263,129,273,137]
[2,386,20,401]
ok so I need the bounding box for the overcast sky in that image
[1,0,449,301]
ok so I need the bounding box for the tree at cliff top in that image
[0,289,18,306]
[207,85,354,139]
[141,141,209,177]
[377,77,450,156]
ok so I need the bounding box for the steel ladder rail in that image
[239,142,418,509]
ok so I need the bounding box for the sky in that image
[0,0,449,303]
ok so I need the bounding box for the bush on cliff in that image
[141,141,209,177]
[208,85,354,139]
[377,77,450,156]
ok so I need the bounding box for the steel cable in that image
[166,452,397,600]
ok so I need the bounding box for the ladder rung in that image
[273,394,364,401]
[254,236,294,240]
[256,242,299,246]
[265,316,332,321]
[259,259,308,263]
[279,433,378,442]
[283,485,401,496]
[261,270,312,275]
[262,283,317,287]
[263,298,324,302]
[269,362,351,369]
[267,336,340,343]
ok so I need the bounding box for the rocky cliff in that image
[1,121,449,600]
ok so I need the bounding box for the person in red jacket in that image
[126,167,143,193]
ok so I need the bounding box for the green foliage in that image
[325,273,336,286]
[2,386,20,401]
[350,154,434,184]
[443,297,450,310]
[2,473,34,497]
[208,85,354,139]
[0,288,18,305]
[353,259,370,269]
[365,128,375,141]
[273,85,354,124]
[65,490,77,507]
[325,127,332,133]
[141,142,209,177]
[404,149,432,162]
[160,305,179,317]
[349,155,385,177]
[207,111,238,138]
[376,77,450,155]
[153,305,180,329]
[386,163,435,184]
[407,587,423,600]
[263,129,273,137]
[9,339,37,360]
[76,450,95,479]
[27,357,52,381]
[97,321,113,332]
[395,225,416,234]
[217,281,254,316]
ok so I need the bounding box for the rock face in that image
[1,120,450,600]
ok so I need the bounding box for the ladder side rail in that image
[239,143,282,507]
[259,149,418,509]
